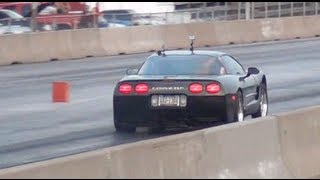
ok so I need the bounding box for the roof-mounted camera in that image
[157,44,166,56]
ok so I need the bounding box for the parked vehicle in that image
[97,14,127,28]
[0,22,32,35]
[0,2,99,30]
[101,9,135,26]
[0,9,28,26]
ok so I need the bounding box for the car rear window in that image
[138,55,224,75]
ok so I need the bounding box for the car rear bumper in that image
[113,94,238,127]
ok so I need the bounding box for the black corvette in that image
[113,46,268,132]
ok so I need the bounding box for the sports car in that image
[113,46,268,133]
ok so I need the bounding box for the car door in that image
[220,55,259,111]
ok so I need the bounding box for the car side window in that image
[220,55,246,75]
[0,12,9,20]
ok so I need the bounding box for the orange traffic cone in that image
[52,81,70,103]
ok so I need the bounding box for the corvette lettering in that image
[151,87,185,90]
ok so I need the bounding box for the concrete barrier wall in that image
[277,106,320,179]
[100,25,165,55]
[0,29,103,65]
[1,106,320,178]
[203,116,292,179]
[1,16,320,66]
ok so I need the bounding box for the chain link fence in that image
[0,2,319,36]
[0,13,99,35]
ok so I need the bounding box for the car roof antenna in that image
[189,35,195,54]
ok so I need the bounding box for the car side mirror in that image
[239,67,259,81]
[126,68,138,75]
[248,67,259,75]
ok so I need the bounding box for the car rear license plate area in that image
[159,95,179,106]
[151,95,187,107]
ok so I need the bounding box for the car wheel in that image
[252,83,268,118]
[226,90,244,123]
[235,91,244,122]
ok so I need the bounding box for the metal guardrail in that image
[0,2,319,35]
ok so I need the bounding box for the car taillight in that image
[206,83,221,94]
[119,84,132,94]
[135,83,149,94]
[189,83,203,94]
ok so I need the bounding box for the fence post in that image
[291,2,293,16]
[251,2,255,19]
[245,2,250,20]
[225,2,228,20]
[238,2,241,20]
[278,2,281,18]
[212,10,215,21]
[112,14,116,24]
[53,18,56,31]
[31,2,38,32]
[265,2,268,18]
[93,14,97,28]
[196,9,200,22]
[165,12,168,25]
[316,2,319,15]
[303,2,306,16]
[180,11,183,24]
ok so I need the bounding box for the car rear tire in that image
[226,90,244,123]
[235,91,244,122]
[252,83,268,118]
